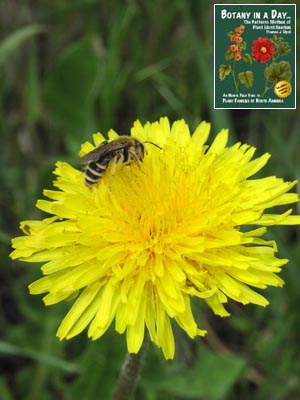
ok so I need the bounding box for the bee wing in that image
[80,141,109,164]
[80,137,132,164]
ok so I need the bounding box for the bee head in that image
[134,140,146,160]
[132,138,162,160]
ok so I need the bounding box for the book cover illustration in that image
[214,4,296,109]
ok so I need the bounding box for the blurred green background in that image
[1,0,299,399]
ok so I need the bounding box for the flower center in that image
[260,46,267,54]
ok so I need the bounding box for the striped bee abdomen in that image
[84,158,110,187]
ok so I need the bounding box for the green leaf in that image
[24,43,40,123]
[43,38,100,153]
[239,41,247,51]
[0,340,79,373]
[242,53,252,64]
[0,25,46,69]
[65,336,126,400]
[275,41,292,57]
[239,70,254,88]
[225,50,234,61]
[219,64,231,80]
[142,349,246,399]
[270,35,292,57]
[264,61,292,82]
[0,377,13,400]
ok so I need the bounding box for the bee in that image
[80,136,161,187]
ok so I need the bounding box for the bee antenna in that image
[144,141,162,150]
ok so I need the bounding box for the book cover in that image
[214,4,296,109]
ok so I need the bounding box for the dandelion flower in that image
[10,117,300,359]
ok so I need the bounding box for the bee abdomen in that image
[85,160,109,187]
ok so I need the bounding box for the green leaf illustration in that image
[238,71,253,88]
[225,50,234,61]
[242,53,252,64]
[264,61,292,82]
[276,41,292,57]
[239,41,247,51]
[271,35,292,57]
[219,64,231,80]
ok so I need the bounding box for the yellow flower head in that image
[10,117,300,359]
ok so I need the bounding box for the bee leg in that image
[128,149,143,170]
[107,153,125,187]
[123,147,129,163]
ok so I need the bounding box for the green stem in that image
[231,61,238,92]
[262,80,275,97]
[112,332,149,400]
